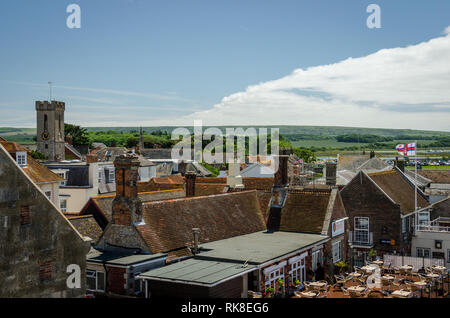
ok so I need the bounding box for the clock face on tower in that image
[41,131,50,141]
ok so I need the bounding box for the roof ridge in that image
[142,189,257,206]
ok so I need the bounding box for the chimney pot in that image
[185,172,196,197]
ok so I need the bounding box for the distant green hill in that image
[1,126,449,149]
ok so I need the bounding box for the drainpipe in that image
[193,228,200,254]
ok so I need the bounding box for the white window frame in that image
[288,253,307,284]
[98,170,103,183]
[418,212,430,225]
[332,240,343,263]
[417,247,431,258]
[354,216,370,244]
[263,261,286,291]
[107,166,115,184]
[86,270,106,292]
[60,199,67,213]
[16,152,27,167]
[312,250,323,271]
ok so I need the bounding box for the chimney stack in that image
[325,162,337,186]
[185,172,196,197]
[394,156,405,172]
[274,148,291,187]
[192,228,200,254]
[86,154,98,163]
[227,161,244,189]
[370,150,375,159]
[178,160,187,176]
[111,154,142,225]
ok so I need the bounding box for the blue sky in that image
[0,0,449,130]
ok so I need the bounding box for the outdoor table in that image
[347,286,366,293]
[372,260,384,266]
[361,265,376,274]
[350,272,362,279]
[413,280,427,297]
[432,266,446,273]
[392,290,413,298]
[400,265,413,270]
[426,273,440,279]
[308,281,327,291]
[381,275,395,281]
[299,291,318,298]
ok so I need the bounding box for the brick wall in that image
[341,172,404,255]
[107,266,127,294]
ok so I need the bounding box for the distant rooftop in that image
[87,248,167,266]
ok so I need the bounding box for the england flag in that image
[396,143,416,156]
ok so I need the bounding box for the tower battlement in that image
[35,101,65,111]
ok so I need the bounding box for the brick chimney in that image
[111,154,142,225]
[274,148,290,187]
[178,160,187,176]
[227,162,244,189]
[394,156,405,172]
[86,154,98,163]
[325,162,337,186]
[65,134,73,145]
[185,172,196,197]
[370,150,375,159]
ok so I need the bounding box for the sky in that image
[0,0,449,131]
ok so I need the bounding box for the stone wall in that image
[0,144,90,297]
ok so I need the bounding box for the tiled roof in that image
[68,215,103,242]
[0,138,63,184]
[418,170,450,184]
[279,189,332,234]
[367,169,429,215]
[81,189,185,224]
[137,175,184,192]
[136,191,266,254]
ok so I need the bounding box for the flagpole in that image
[414,140,418,228]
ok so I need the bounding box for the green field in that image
[406,166,450,171]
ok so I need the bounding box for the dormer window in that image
[16,152,27,167]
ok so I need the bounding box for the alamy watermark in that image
[367,4,381,29]
[171,121,280,173]
[66,4,81,29]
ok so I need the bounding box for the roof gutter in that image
[136,265,257,288]
[256,236,330,269]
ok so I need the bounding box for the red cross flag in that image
[395,143,416,156]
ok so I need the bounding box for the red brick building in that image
[340,167,429,266]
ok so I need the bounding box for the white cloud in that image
[174,28,450,131]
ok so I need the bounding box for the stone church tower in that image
[36,101,65,161]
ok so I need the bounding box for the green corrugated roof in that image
[139,259,256,285]
[195,231,328,264]
[87,249,167,266]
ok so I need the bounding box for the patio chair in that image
[341,286,350,296]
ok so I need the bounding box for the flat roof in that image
[87,249,167,266]
[138,258,256,286]
[195,231,329,265]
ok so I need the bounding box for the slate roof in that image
[138,258,256,286]
[87,248,167,266]
[93,147,127,162]
[403,169,433,188]
[0,138,63,184]
[140,149,174,159]
[136,191,266,255]
[367,169,429,215]
[68,215,103,242]
[337,155,370,171]
[279,189,334,234]
[195,231,329,265]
